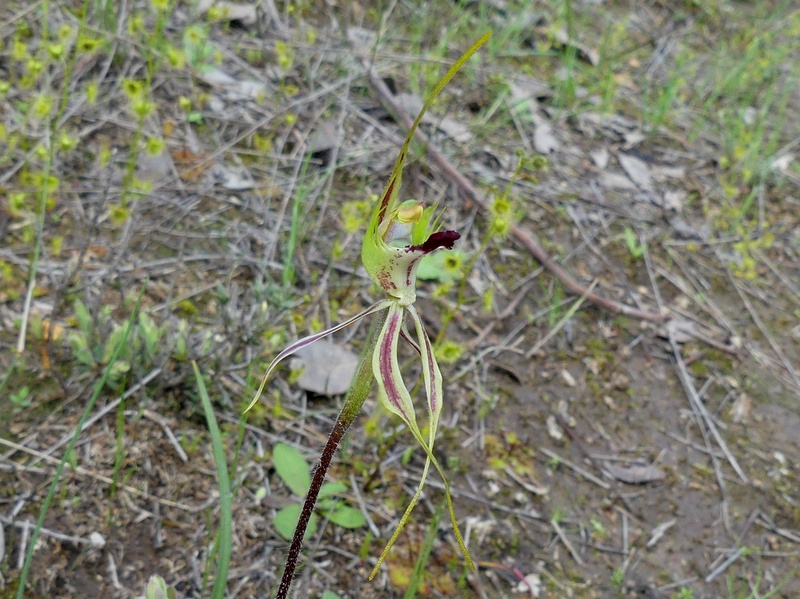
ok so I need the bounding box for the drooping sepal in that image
[369,304,474,580]
[244,300,391,413]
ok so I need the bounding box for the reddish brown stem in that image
[274,309,386,599]
[275,419,348,599]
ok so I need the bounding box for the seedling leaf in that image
[273,443,311,496]
[325,505,366,529]
[318,482,349,498]
[274,504,317,540]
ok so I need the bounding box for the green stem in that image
[275,309,386,599]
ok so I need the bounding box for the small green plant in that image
[611,566,624,590]
[673,587,694,599]
[10,385,32,408]
[144,574,175,599]
[67,299,192,383]
[589,517,606,540]
[270,443,366,540]
[623,226,646,259]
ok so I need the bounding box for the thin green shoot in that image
[283,150,316,288]
[193,361,233,599]
[623,227,646,259]
[555,0,578,108]
[17,0,93,354]
[108,396,127,513]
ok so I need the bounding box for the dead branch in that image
[363,62,669,324]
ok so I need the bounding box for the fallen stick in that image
[363,62,668,323]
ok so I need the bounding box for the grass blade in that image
[192,361,233,599]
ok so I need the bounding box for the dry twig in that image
[362,60,668,323]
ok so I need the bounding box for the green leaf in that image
[10,386,31,407]
[193,361,233,599]
[322,592,342,599]
[138,312,160,358]
[318,482,348,498]
[74,299,92,336]
[325,505,366,529]
[103,324,128,364]
[623,226,645,258]
[69,332,96,367]
[272,443,311,496]
[274,504,316,540]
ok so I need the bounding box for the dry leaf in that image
[289,340,358,396]
[661,190,685,211]
[515,572,542,597]
[600,172,636,190]
[309,119,341,155]
[509,75,553,100]
[212,164,255,190]
[546,415,564,441]
[171,148,206,182]
[534,122,559,154]
[618,154,654,190]
[604,462,666,484]
[771,153,794,173]
[347,27,377,51]
[553,28,600,66]
[561,369,577,387]
[436,115,471,143]
[591,147,609,169]
[199,67,267,100]
[662,319,697,343]
[730,393,751,423]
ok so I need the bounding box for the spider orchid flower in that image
[245,32,490,581]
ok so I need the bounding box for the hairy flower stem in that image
[275,310,387,599]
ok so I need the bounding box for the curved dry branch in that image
[363,62,668,324]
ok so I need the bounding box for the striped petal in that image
[369,304,474,579]
[244,300,391,413]
[408,305,474,571]
[373,302,418,428]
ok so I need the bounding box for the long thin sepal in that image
[369,305,475,580]
[411,305,474,570]
[371,411,475,577]
[376,31,492,225]
[368,457,432,580]
[244,300,391,413]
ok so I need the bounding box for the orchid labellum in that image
[246,32,490,585]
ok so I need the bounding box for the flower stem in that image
[275,309,387,599]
